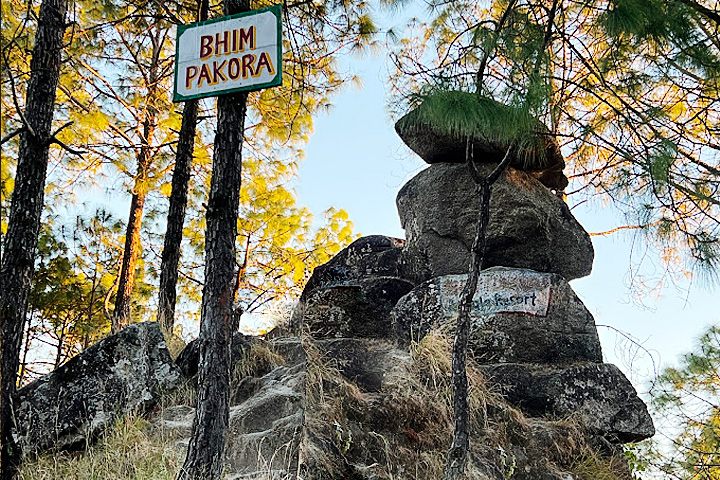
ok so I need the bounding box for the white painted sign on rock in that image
[438,270,551,319]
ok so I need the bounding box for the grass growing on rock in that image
[19,414,182,480]
[235,342,286,379]
[300,328,509,479]
[301,327,633,480]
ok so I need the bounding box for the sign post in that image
[173,4,282,102]
[175,3,283,479]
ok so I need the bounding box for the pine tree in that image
[636,324,720,479]
[0,0,70,476]
[176,1,248,477]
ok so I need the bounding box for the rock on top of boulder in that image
[395,92,568,191]
[397,162,594,282]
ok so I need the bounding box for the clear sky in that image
[294,52,718,396]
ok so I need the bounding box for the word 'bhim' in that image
[184,26,275,90]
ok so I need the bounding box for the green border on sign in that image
[173,4,283,102]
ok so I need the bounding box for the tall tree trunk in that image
[443,142,513,480]
[157,0,210,334]
[177,1,249,477]
[112,187,147,332]
[0,0,69,477]
[111,64,160,332]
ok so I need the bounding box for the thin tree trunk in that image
[112,188,147,332]
[177,1,249,477]
[158,0,210,334]
[0,0,69,477]
[443,142,514,480]
[111,49,161,332]
[18,321,34,386]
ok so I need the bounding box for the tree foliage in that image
[632,324,720,479]
[1,0,368,383]
[390,0,720,288]
[22,211,136,381]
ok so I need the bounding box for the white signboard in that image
[173,5,282,102]
[438,270,551,319]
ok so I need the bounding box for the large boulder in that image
[397,163,593,282]
[391,268,603,365]
[301,235,409,296]
[16,322,182,453]
[290,236,422,335]
[480,362,656,443]
[394,93,568,191]
[297,276,415,339]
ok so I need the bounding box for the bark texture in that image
[157,0,209,334]
[177,2,249,478]
[0,0,69,477]
[443,143,513,480]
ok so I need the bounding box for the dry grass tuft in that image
[162,331,187,361]
[234,342,287,380]
[19,415,182,480]
[570,450,633,480]
[161,378,197,409]
[300,327,631,480]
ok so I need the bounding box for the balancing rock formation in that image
[17,106,653,480]
[277,106,652,478]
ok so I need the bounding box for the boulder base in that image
[397,163,593,282]
[480,362,656,443]
[392,268,603,365]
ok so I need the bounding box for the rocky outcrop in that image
[480,362,655,443]
[16,322,182,453]
[392,268,603,364]
[17,109,654,480]
[397,163,594,282]
[277,107,652,478]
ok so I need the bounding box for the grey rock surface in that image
[392,268,603,365]
[314,338,402,392]
[16,322,182,453]
[162,338,306,479]
[298,276,415,339]
[480,362,655,443]
[291,236,415,329]
[301,235,409,295]
[396,163,593,281]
